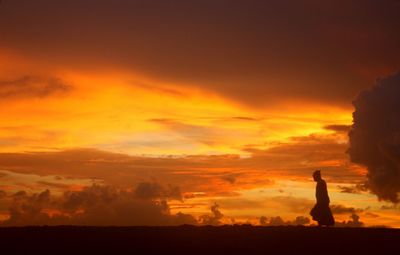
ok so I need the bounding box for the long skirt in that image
[310,203,335,226]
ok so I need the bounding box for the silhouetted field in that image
[0,225,399,254]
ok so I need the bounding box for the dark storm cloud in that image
[0,76,71,99]
[1,0,399,106]
[348,72,400,202]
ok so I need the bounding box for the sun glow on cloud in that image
[0,56,352,157]
[0,51,374,226]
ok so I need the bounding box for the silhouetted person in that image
[310,170,334,226]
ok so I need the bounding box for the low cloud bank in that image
[1,183,194,226]
[259,215,310,226]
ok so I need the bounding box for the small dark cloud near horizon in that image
[335,214,364,228]
[199,203,224,225]
[348,72,400,203]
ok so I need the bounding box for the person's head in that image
[313,170,321,182]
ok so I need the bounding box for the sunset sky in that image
[1,0,400,227]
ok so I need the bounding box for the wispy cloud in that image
[0,76,71,100]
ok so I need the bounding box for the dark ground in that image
[0,225,399,254]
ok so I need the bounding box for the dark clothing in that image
[310,179,334,226]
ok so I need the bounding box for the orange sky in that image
[0,0,400,227]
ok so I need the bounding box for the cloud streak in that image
[0,76,71,100]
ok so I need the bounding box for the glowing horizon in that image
[1,0,400,228]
